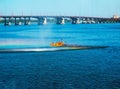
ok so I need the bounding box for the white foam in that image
[0,47,68,52]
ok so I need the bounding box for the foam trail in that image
[0,48,59,52]
[0,46,108,53]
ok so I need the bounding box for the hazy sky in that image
[0,0,120,17]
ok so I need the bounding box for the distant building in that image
[113,15,119,19]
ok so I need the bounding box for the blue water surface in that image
[0,23,120,89]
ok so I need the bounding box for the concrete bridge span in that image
[0,15,120,26]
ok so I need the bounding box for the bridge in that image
[0,15,120,26]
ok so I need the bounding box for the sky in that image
[0,0,120,17]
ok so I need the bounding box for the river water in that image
[0,24,120,89]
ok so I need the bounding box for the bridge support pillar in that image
[4,18,11,26]
[24,17,31,25]
[19,18,22,25]
[4,18,7,25]
[15,18,22,25]
[56,18,65,24]
[71,18,80,24]
[15,18,17,25]
[38,18,47,25]
[94,19,99,24]
[91,19,95,24]
[118,19,120,23]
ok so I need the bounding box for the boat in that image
[50,41,108,50]
[50,41,64,47]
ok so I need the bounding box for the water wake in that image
[0,46,108,53]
